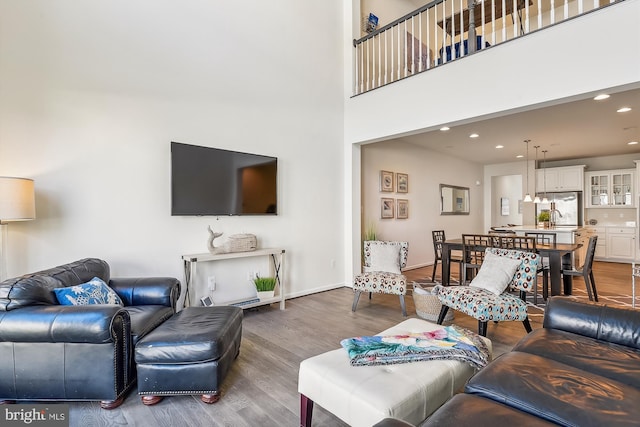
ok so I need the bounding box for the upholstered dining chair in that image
[562,235,598,301]
[352,240,409,316]
[434,247,539,337]
[431,230,463,283]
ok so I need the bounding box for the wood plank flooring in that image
[65,260,635,426]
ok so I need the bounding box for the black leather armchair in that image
[0,258,180,409]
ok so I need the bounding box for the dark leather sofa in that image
[374,297,640,426]
[0,258,180,409]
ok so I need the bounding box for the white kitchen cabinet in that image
[587,227,607,259]
[588,226,636,262]
[536,165,585,192]
[606,227,636,261]
[585,169,635,208]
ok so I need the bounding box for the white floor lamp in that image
[0,177,36,281]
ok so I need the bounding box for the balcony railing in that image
[353,0,620,95]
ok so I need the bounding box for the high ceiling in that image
[397,86,640,165]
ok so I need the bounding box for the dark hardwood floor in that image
[64,261,634,426]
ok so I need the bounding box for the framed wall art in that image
[380,170,394,192]
[381,197,395,218]
[500,197,509,216]
[396,199,409,219]
[396,173,408,193]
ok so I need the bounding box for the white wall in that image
[491,175,523,227]
[484,161,537,231]
[0,1,346,301]
[361,140,484,268]
[345,1,640,144]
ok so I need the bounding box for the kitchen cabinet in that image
[536,165,585,193]
[607,227,636,261]
[586,227,607,259]
[587,226,635,262]
[585,169,635,208]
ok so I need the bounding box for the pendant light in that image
[541,150,549,204]
[533,145,541,203]
[523,139,532,202]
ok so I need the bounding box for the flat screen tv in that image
[171,142,277,216]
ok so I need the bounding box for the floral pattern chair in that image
[434,248,539,336]
[352,241,409,316]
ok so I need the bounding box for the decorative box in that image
[223,234,257,253]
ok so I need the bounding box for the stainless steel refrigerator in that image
[535,192,583,226]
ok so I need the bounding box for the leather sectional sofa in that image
[375,297,640,426]
[0,258,180,409]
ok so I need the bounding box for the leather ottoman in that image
[298,318,492,427]
[135,306,242,405]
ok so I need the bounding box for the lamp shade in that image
[0,177,36,222]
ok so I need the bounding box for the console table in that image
[182,248,286,310]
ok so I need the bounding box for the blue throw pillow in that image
[54,277,123,306]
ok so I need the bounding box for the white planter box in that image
[257,291,275,300]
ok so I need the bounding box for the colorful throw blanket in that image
[340,325,490,369]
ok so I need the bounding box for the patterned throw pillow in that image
[54,277,123,306]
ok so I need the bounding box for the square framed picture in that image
[396,173,408,193]
[396,199,409,219]
[380,170,394,192]
[381,197,395,218]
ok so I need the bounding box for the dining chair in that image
[460,234,495,284]
[431,230,463,283]
[435,247,540,337]
[352,241,409,316]
[562,235,598,301]
[491,235,540,304]
[525,231,557,302]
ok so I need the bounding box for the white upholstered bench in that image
[297,318,492,427]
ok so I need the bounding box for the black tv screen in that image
[171,142,277,216]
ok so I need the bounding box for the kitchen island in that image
[493,225,582,244]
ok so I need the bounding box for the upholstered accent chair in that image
[352,241,409,316]
[434,247,539,336]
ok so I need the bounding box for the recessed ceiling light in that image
[469,133,479,138]
[516,154,524,158]
[593,94,610,101]
[629,141,639,145]
[495,145,504,149]
[440,126,450,131]
[617,107,632,113]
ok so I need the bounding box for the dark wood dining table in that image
[441,238,582,296]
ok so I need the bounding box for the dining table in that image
[441,238,582,296]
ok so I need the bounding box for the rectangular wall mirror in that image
[440,184,470,215]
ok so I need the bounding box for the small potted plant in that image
[253,276,277,300]
[537,210,551,229]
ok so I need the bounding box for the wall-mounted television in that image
[171,142,277,216]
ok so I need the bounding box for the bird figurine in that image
[207,227,225,254]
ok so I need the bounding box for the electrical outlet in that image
[207,276,216,292]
